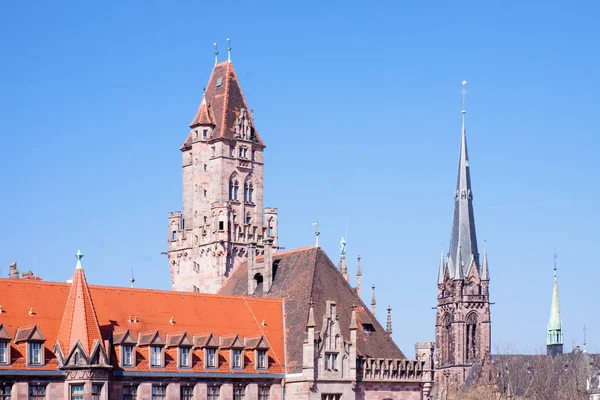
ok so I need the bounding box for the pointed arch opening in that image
[466,312,478,362]
[229,174,239,201]
[442,313,452,365]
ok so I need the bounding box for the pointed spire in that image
[57,250,103,357]
[213,42,219,66]
[307,298,316,328]
[226,38,232,63]
[547,253,563,348]
[371,284,376,315]
[386,305,393,336]
[438,245,446,284]
[356,255,362,297]
[449,80,479,280]
[481,242,490,281]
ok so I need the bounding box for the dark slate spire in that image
[449,81,479,279]
[386,305,392,336]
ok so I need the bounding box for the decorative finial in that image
[370,284,376,315]
[75,250,83,270]
[339,236,347,258]
[553,251,558,279]
[213,42,219,66]
[312,221,320,248]
[386,305,393,335]
[583,325,588,352]
[130,269,135,289]
[226,37,231,63]
[460,80,468,114]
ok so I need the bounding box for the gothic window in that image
[466,313,478,362]
[325,352,338,370]
[229,177,239,201]
[244,181,254,203]
[246,212,251,224]
[443,313,452,365]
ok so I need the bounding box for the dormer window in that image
[232,348,242,368]
[151,346,162,367]
[0,342,8,364]
[325,352,337,370]
[29,342,42,365]
[122,345,134,366]
[257,350,267,369]
[206,348,216,368]
[179,347,190,368]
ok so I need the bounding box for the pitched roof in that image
[219,246,406,373]
[56,260,103,357]
[184,61,265,148]
[0,278,285,373]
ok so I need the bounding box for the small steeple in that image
[547,253,563,357]
[75,250,83,269]
[449,80,479,280]
[213,42,219,66]
[386,305,393,336]
[356,255,362,297]
[226,37,232,63]
[307,298,316,328]
[438,245,445,284]
[371,284,376,315]
[339,236,348,281]
[481,242,490,281]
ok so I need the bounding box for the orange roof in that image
[0,275,285,373]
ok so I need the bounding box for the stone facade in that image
[167,60,278,294]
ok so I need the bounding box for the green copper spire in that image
[547,253,563,346]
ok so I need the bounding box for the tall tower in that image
[547,254,563,357]
[167,53,278,294]
[435,81,491,389]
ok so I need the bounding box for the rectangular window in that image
[179,347,190,367]
[0,384,11,400]
[251,151,255,161]
[0,342,7,364]
[180,386,193,400]
[321,395,341,400]
[152,386,166,400]
[233,386,245,400]
[92,384,102,400]
[258,386,270,400]
[70,385,84,400]
[203,163,207,171]
[206,348,216,368]
[257,350,267,369]
[203,129,208,139]
[232,349,242,368]
[171,231,177,241]
[207,386,220,400]
[29,385,46,400]
[28,342,42,365]
[151,346,162,367]
[325,353,337,370]
[219,221,224,231]
[123,385,138,400]
[203,189,207,198]
[122,345,133,366]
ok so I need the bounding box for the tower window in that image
[251,150,255,161]
[172,231,177,241]
[229,178,239,201]
[204,163,207,171]
[219,221,224,231]
[216,77,223,87]
[203,129,208,139]
[246,212,251,224]
[466,313,478,361]
[203,189,207,198]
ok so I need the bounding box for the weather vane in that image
[460,80,468,114]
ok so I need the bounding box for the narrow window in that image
[207,386,220,400]
[92,384,102,400]
[181,386,193,400]
[179,347,190,367]
[203,216,208,224]
[172,231,177,241]
[29,385,46,400]
[233,385,245,400]
[122,345,133,366]
[251,151,256,161]
[203,189,207,198]
[193,285,200,293]
[123,385,138,400]
[206,348,216,367]
[245,212,251,224]
[70,385,84,400]
[0,342,7,364]
[232,349,242,368]
[249,183,254,203]
[28,342,42,365]
[151,346,162,367]
[152,386,166,400]
[203,163,207,171]
[230,146,234,156]
[257,349,267,369]
[258,386,270,400]
[74,352,79,364]
[239,148,243,158]
[203,129,208,139]
[0,384,12,400]
[243,148,248,158]
[219,221,224,231]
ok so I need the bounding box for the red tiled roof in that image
[219,246,406,373]
[0,275,285,374]
[184,61,265,148]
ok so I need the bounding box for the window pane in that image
[0,342,6,363]
[152,385,166,400]
[181,386,193,400]
[71,385,84,400]
[207,385,220,400]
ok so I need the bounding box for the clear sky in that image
[1,1,598,355]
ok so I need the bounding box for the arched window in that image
[229,176,239,200]
[466,313,478,361]
[443,314,452,365]
[244,180,254,203]
[254,273,263,293]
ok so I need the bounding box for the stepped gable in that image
[219,246,406,373]
[184,61,265,149]
[0,279,285,374]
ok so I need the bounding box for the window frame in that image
[150,345,163,367]
[205,347,216,368]
[179,346,191,368]
[233,385,245,400]
[123,385,138,400]
[0,341,8,365]
[122,345,134,367]
[180,386,194,400]
[0,384,11,400]
[27,342,43,366]
[70,384,84,400]
[151,385,166,400]
[91,383,103,400]
[257,349,267,369]
[28,384,46,400]
[258,385,270,400]
[231,348,242,369]
[207,385,220,400]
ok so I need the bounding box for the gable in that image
[246,335,269,350]
[194,333,219,348]
[0,324,11,341]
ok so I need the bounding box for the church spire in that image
[449,80,479,279]
[547,253,563,357]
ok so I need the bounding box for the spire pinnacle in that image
[547,253,563,350]
[226,37,232,63]
[355,255,362,297]
[312,221,320,248]
[75,250,83,270]
[307,298,316,328]
[481,241,490,280]
[438,245,445,284]
[130,269,135,289]
[386,305,392,336]
[371,285,376,315]
[213,42,219,66]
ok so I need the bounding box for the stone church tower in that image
[435,83,491,389]
[167,55,278,293]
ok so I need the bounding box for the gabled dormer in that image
[194,333,219,369]
[166,332,192,369]
[14,325,46,367]
[61,339,109,368]
[317,301,351,378]
[138,330,166,368]
[245,335,270,370]
[220,334,245,369]
[113,329,137,368]
[0,324,11,366]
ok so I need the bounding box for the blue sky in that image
[1,1,598,355]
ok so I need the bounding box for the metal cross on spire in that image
[460,80,468,114]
